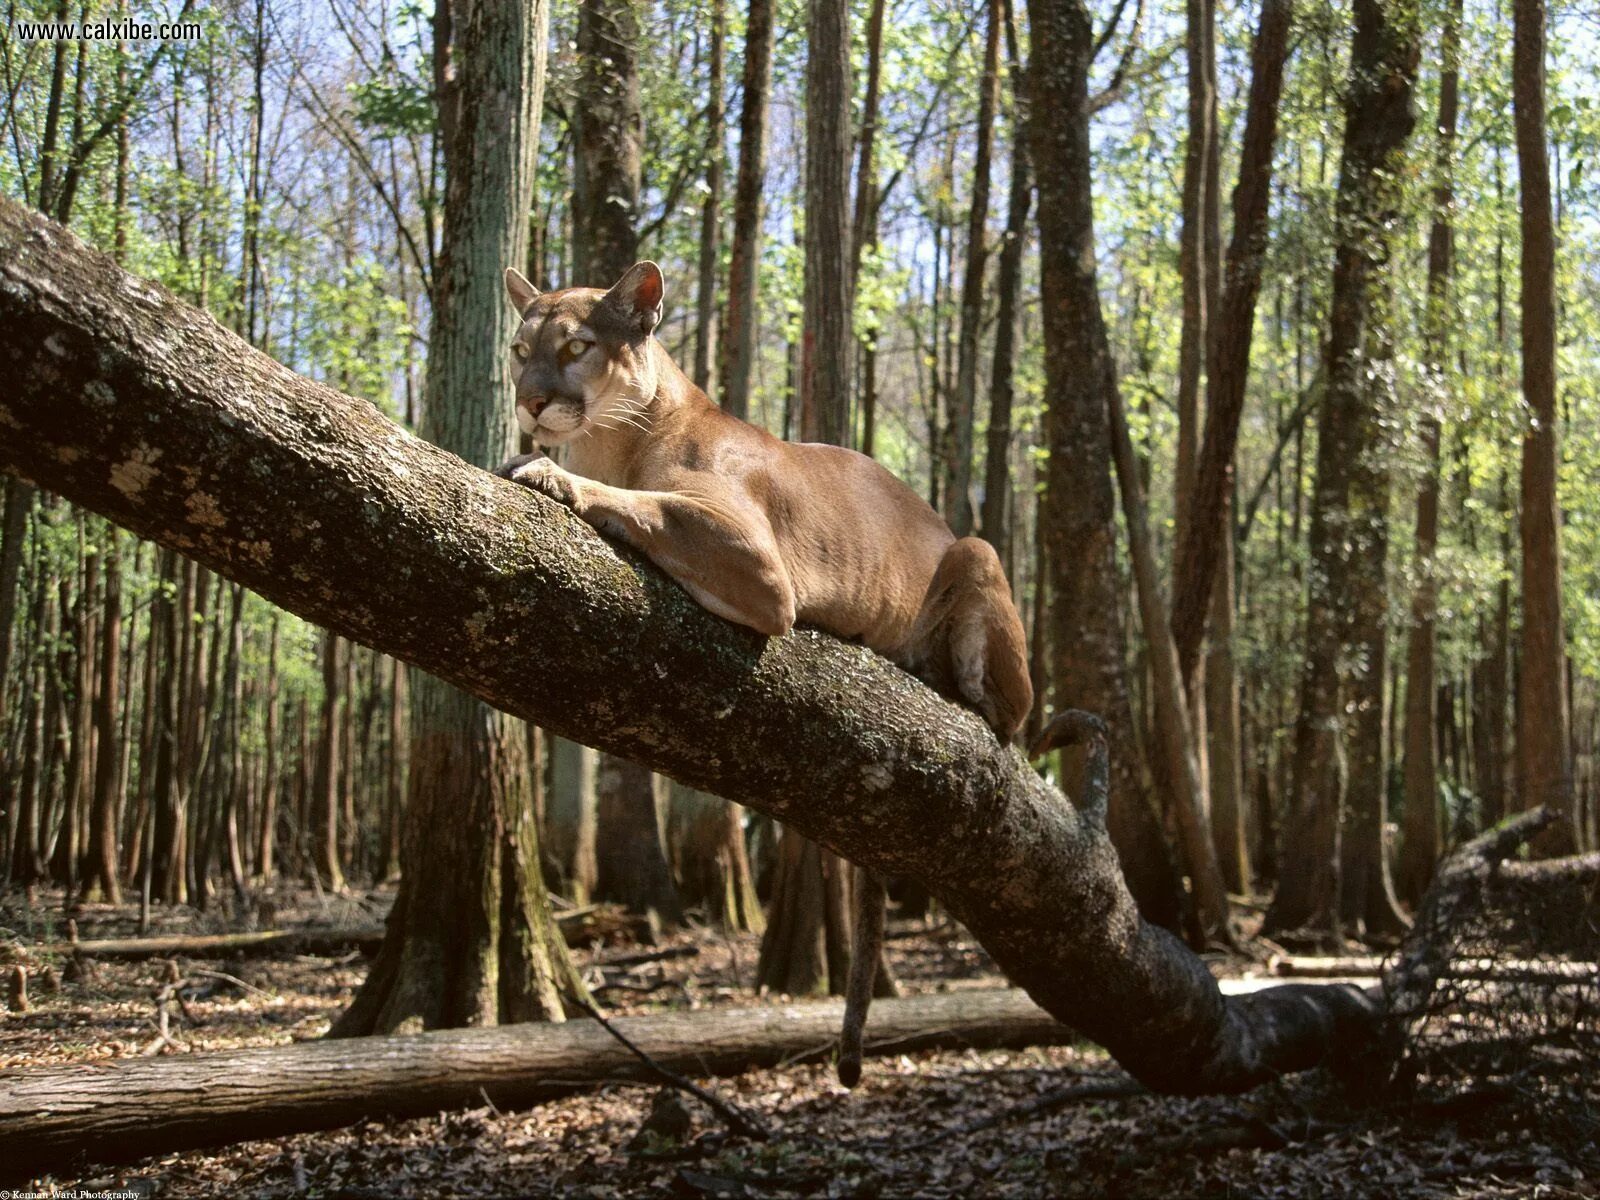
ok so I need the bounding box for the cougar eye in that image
[560,338,592,365]
[512,343,530,361]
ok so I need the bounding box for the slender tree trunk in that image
[256,615,280,881]
[693,0,725,394]
[85,529,122,903]
[313,631,346,891]
[1206,509,1248,893]
[1266,0,1421,941]
[1027,0,1184,933]
[942,0,1001,537]
[1169,0,1294,685]
[1512,0,1575,856]
[719,0,775,420]
[1398,0,1462,906]
[849,0,886,455]
[545,738,599,903]
[797,0,852,446]
[979,0,1030,576]
[0,480,30,732]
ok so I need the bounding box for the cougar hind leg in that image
[837,865,888,1088]
[906,536,1033,740]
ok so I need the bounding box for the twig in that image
[597,945,700,969]
[187,968,273,998]
[571,996,771,1141]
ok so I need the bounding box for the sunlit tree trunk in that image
[333,0,582,1036]
[1397,0,1461,907]
[980,0,1030,577]
[1027,0,1185,933]
[1511,0,1575,857]
[942,0,1001,538]
[719,0,774,421]
[1267,0,1420,941]
[758,0,877,988]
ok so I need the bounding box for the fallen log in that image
[0,988,1069,1179]
[27,927,387,962]
[20,906,652,963]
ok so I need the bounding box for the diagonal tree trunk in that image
[1,192,1385,1094]
[1169,0,1295,688]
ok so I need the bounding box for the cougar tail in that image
[907,536,1033,740]
[838,866,887,1088]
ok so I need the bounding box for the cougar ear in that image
[601,261,664,337]
[504,267,541,317]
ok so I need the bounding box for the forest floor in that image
[2,885,1596,1199]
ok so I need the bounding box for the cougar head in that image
[502,261,664,446]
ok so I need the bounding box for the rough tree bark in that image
[1168,0,1294,687]
[1265,0,1420,941]
[756,0,867,995]
[978,0,1031,576]
[693,0,725,395]
[797,0,852,447]
[667,781,764,933]
[942,0,1001,538]
[718,0,775,421]
[0,989,1074,1177]
[1511,0,1576,857]
[1027,0,1186,934]
[573,0,683,914]
[332,0,582,1035]
[572,0,642,287]
[1397,0,1462,907]
[0,193,1381,1096]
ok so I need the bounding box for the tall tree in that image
[1169,0,1294,686]
[1027,0,1185,933]
[797,0,853,446]
[942,0,1002,537]
[1511,0,1575,856]
[693,0,726,394]
[849,0,887,456]
[720,0,776,420]
[573,0,642,285]
[572,0,683,924]
[1397,0,1462,906]
[333,0,580,1035]
[979,0,1031,574]
[757,0,869,993]
[1265,0,1422,941]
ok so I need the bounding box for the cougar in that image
[495,261,1032,1085]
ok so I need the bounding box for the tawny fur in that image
[497,263,1034,1087]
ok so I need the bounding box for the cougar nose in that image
[518,394,549,418]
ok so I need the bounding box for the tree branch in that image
[0,196,1378,1097]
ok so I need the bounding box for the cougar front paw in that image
[496,454,578,508]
